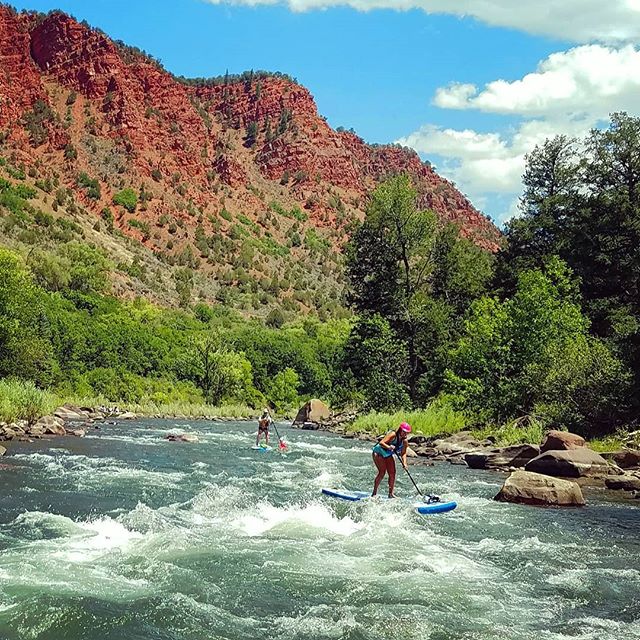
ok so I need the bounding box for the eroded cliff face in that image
[0,6,499,265]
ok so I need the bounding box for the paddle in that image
[271,420,288,452]
[395,451,440,504]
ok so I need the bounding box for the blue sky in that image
[10,1,640,223]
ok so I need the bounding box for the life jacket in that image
[373,434,404,458]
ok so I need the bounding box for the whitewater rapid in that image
[0,420,638,639]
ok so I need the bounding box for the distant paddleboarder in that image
[372,422,411,498]
[256,409,273,447]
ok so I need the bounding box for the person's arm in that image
[400,446,408,469]
[379,431,396,451]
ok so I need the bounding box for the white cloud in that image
[397,116,595,223]
[434,45,640,117]
[204,0,640,43]
[398,41,640,223]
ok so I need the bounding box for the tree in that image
[0,250,53,385]
[445,258,627,432]
[343,314,410,411]
[176,333,257,405]
[346,175,493,402]
[113,188,138,213]
[267,367,300,411]
[496,113,640,422]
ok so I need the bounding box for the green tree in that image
[343,314,410,411]
[346,175,493,402]
[0,250,53,384]
[497,113,640,423]
[267,367,300,411]
[446,258,626,432]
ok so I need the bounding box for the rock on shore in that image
[525,448,613,478]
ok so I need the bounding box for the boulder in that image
[117,411,136,420]
[607,450,640,470]
[0,445,6,456]
[8,423,26,437]
[54,406,86,422]
[466,444,540,470]
[431,432,488,457]
[495,470,585,507]
[293,399,330,426]
[34,416,66,436]
[605,473,640,492]
[300,421,319,431]
[540,430,585,452]
[66,428,86,438]
[525,448,611,478]
[0,426,17,441]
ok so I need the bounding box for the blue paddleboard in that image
[321,488,457,515]
[252,445,272,452]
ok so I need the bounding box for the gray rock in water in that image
[495,470,585,507]
[0,445,6,456]
[525,448,611,478]
[466,444,540,470]
[165,433,199,443]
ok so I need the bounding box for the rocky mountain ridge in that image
[0,5,499,313]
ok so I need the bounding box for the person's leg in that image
[265,430,270,445]
[372,453,386,496]
[387,457,397,498]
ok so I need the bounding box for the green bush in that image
[77,173,101,200]
[113,188,138,213]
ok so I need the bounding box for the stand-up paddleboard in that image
[252,445,272,452]
[321,488,457,515]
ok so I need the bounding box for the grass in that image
[349,404,467,438]
[0,379,58,424]
[589,434,629,453]
[471,418,545,447]
[124,401,257,419]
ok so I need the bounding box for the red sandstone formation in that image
[0,6,500,252]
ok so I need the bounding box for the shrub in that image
[77,172,101,200]
[113,188,138,212]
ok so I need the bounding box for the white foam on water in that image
[237,501,364,538]
[49,517,143,563]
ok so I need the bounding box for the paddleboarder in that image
[256,409,273,447]
[372,422,411,498]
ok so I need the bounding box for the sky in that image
[9,0,640,224]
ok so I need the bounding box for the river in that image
[0,419,638,640]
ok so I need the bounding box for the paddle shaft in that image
[395,451,424,498]
[271,420,287,450]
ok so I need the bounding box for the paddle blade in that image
[278,438,288,452]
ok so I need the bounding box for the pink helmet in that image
[399,422,412,433]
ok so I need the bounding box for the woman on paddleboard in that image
[372,422,411,498]
[256,409,273,447]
